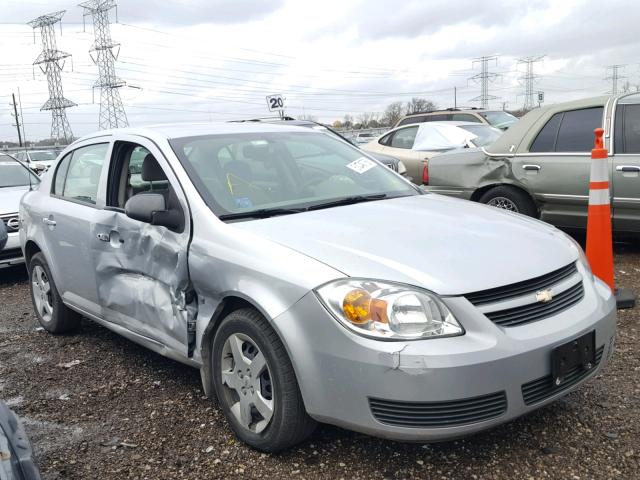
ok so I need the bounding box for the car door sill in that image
[63,300,201,369]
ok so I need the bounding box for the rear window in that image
[530,107,603,152]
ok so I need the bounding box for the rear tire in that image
[29,252,81,333]
[211,308,316,452]
[478,185,537,217]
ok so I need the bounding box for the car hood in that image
[232,194,578,295]
[0,186,28,215]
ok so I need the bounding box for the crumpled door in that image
[90,204,193,359]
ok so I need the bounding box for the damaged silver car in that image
[20,123,616,451]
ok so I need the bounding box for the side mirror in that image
[125,193,166,224]
[124,193,183,231]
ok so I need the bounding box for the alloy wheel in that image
[220,333,274,434]
[32,265,53,323]
[486,196,519,212]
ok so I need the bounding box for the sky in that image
[1,0,640,142]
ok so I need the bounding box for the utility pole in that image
[518,55,545,110]
[454,86,457,108]
[469,56,499,108]
[605,65,626,95]
[79,0,128,129]
[28,11,76,144]
[10,94,23,147]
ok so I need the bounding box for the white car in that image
[0,156,40,268]
[363,122,503,184]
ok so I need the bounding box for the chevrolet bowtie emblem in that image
[536,289,554,303]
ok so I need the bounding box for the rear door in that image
[91,136,193,358]
[612,101,640,233]
[44,142,110,316]
[513,106,603,228]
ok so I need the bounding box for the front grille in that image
[521,345,604,406]
[0,214,20,233]
[0,248,22,262]
[484,282,585,327]
[369,391,507,428]
[465,262,578,306]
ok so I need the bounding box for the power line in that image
[518,55,545,110]
[27,10,75,143]
[469,56,500,108]
[79,0,128,129]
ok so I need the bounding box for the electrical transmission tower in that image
[518,55,544,110]
[605,65,626,95]
[469,56,500,108]
[28,11,76,143]
[79,0,128,129]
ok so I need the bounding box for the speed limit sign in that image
[266,94,285,112]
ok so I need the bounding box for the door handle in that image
[616,165,640,172]
[96,233,110,242]
[523,164,541,171]
[42,217,56,226]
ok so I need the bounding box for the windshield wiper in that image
[306,193,388,211]
[219,207,306,221]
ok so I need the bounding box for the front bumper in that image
[0,233,25,268]
[273,275,616,442]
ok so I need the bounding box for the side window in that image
[60,144,108,204]
[451,113,482,123]
[53,152,73,196]
[614,104,640,153]
[530,113,562,152]
[555,107,603,152]
[398,116,427,126]
[389,126,419,149]
[378,132,393,146]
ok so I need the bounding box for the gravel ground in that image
[0,242,639,480]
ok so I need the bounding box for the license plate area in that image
[551,331,595,386]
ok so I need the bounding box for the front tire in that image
[211,308,316,452]
[478,185,537,217]
[29,252,81,333]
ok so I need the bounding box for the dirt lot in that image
[1,243,639,480]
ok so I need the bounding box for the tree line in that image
[333,97,437,130]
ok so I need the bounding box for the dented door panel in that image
[91,211,194,357]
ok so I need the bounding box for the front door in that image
[91,137,193,358]
[612,101,640,233]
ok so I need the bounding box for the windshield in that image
[0,163,40,188]
[29,151,57,162]
[170,131,418,219]
[458,125,503,147]
[479,111,518,129]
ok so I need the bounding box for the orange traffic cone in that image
[585,128,615,290]
[585,128,635,309]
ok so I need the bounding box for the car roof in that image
[71,122,320,146]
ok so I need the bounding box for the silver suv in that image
[426,93,640,234]
[20,123,616,451]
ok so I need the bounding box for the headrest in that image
[141,154,167,182]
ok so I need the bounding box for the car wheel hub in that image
[32,265,53,323]
[487,196,519,212]
[220,333,274,434]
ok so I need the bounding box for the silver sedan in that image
[20,123,616,451]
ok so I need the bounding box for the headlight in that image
[315,279,463,340]
[565,234,593,279]
[397,161,407,175]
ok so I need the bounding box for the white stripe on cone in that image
[589,188,610,205]
[589,158,609,182]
